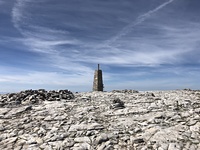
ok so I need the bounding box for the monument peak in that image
[93,64,104,91]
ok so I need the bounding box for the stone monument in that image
[93,64,104,91]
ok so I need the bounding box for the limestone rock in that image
[0,89,199,149]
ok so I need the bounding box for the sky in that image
[0,0,200,92]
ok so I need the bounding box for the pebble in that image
[95,133,109,144]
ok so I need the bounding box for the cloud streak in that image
[11,0,178,69]
[3,0,199,92]
[11,0,93,74]
[105,0,175,45]
[0,71,94,92]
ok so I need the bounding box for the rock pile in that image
[110,98,125,109]
[112,89,139,94]
[0,89,200,149]
[0,89,74,107]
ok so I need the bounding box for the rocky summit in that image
[0,89,200,150]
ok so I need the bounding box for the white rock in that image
[74,137,91,143]
[95,133,109,144]
[168,143,182,150]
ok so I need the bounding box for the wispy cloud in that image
[0,71,91,85]
[11,0,179,68]
[11,0,92,74]
[0,71,94,92]
[10,0,199,68]
[105,0,175,45]
[74,0,182,67]
[74,24,200,66]
[11,0,28,30]
[4,0,199,92]
[105,64,200,91]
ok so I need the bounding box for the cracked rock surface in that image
[0,89,200,150]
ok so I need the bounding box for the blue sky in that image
[0,0,200,92]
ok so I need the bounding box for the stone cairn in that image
[0,89,74,107]
[93,64,104,91]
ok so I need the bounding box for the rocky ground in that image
[0,89,200,150]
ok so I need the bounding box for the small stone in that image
[4,137,18,144]
[187,119,198,126]
[44,116,53,121]
[97,142,113,150]
[36,137,43,144]
[133,138,145,144]
[0,126,5,132]
[189,144,197,150]
[168,143,181,150]
[27,137,37,145]
[62,138,74,147]
[134,127,142,133]
[73,142,91,150]
[95,133,109,144]
[14,145,23,150]
[74,137,91,143]
[111,98,125,109]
